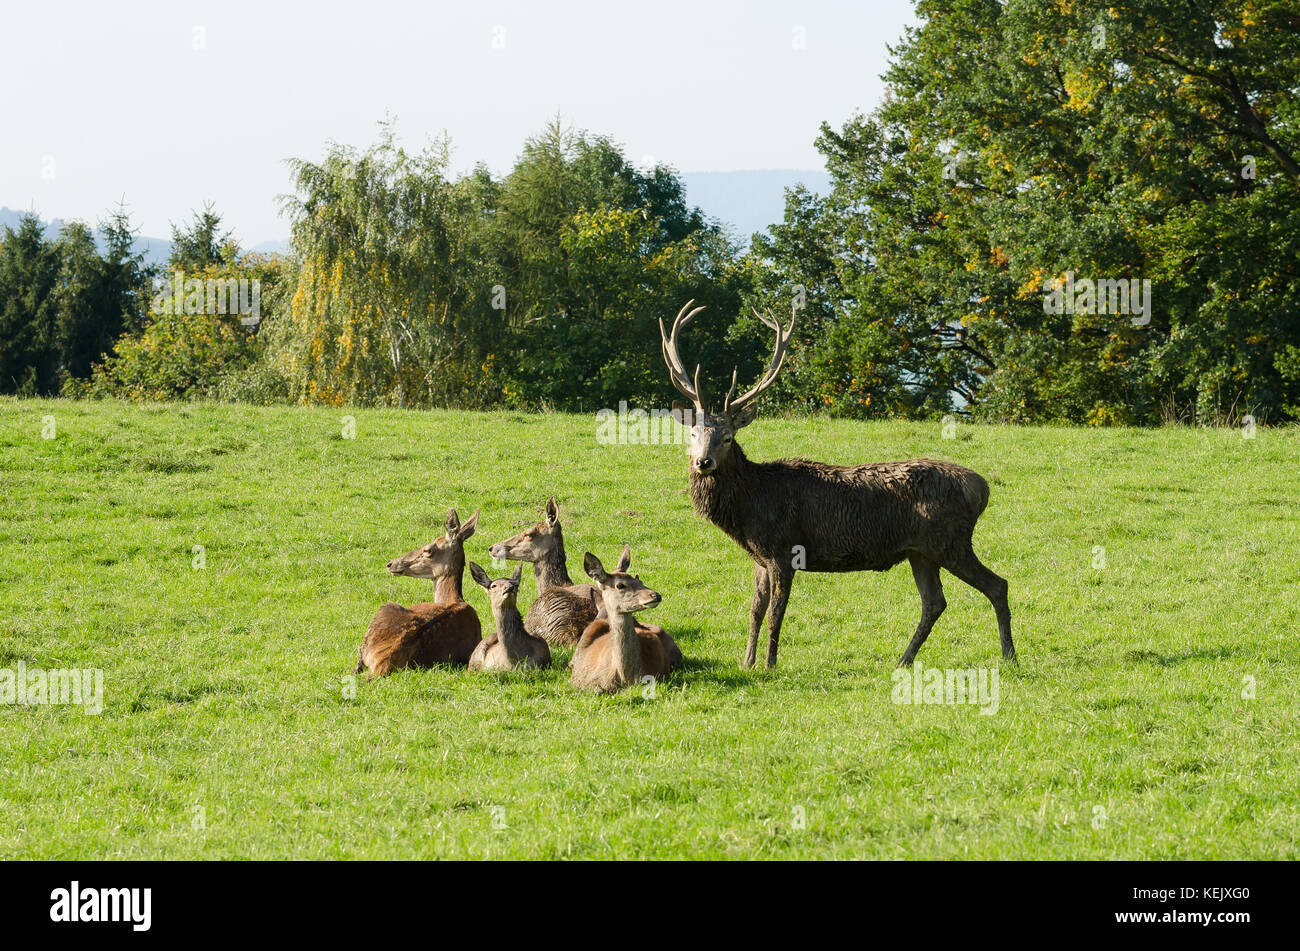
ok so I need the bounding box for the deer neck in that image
[689,443,752,541]
[604,605,643,683]
[493,604,530,659]
[433,553,465,604]
[533,529,574,590]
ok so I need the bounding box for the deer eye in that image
[616,582,626,590]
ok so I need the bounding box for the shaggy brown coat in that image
[686,430,1014,669]
[658,297,1013,670]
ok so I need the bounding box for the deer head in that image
[583,545,661,616]
[386,508,479,579]
[488,497,563,563]
[660,299,796,474]
[468,560,523,611]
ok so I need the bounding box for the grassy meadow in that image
[0,397,1296,859]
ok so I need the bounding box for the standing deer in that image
[487,498,601,645]
[354,509,482,677]
[570,545,682,693]
[466,562,552,671]
[659,300,1015,670]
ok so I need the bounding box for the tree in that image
[268,118,749,410]
[97,202,153,340]
[492,118,749,409]
[50,203,154,385]
[53,221,105,381]
[86,251,282,401]
[169,203,233,273]
[0,214,60,395]
[272,121,502,407]
[760,0,1300,423]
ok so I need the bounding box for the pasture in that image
[0,398,1296,859]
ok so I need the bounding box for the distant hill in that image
[680,170,832,243]
[249,239,291,256]
[0,207,170,266]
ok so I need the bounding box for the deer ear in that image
[444,509,461,540]
[615,544,632,573]
[544,497,559,526]
[729,402,759,430]
[583,552,608,584]
[468,561,491,590]
[455,508,480,542]
[509,563,522,586]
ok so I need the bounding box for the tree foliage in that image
[8,4,1297,425]
[263,118,750,410]
[0,206,153,396]
[0,214,60,395]
[759,0,1300,423]
[85,248,284,402]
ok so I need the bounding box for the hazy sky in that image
[3,0,916,243]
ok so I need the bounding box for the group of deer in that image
[356,298,1016,688]
[353,500,682,693]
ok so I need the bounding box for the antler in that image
[659,299,708,412]
[724,303,797,413]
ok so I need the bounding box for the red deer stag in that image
[467,562,552,671]
[354,509,482,677]
[659,300,1015,670]
[570,545,682,694]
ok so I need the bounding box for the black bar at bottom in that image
[0,859,1282,938]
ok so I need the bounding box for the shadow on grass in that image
[674,656,756,690]
[0,647,37,665]
[133,453,209,474]
[1123,647,1240,667]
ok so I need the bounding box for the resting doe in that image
[354,509,482,677]
[467,562,552,672]
[570,546,682,694]
[487,498,601,645]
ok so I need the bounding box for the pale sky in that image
[2,0,916,243]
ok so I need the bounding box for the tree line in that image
[2,1,1296,424]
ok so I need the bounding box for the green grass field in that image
[1,398,1296,859]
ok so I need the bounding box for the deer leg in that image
[764,562,794,669]
[743,562,771,670]
[943,547,1015,661]
[898,555,946,667]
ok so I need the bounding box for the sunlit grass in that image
[0,398,1296,858]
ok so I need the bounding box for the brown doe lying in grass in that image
[467,562,552,672]
[487,498,602,645]
[570,545,682,694]
[659,299,1015,670]
[489,498,663,647]
[354,509,482,678]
